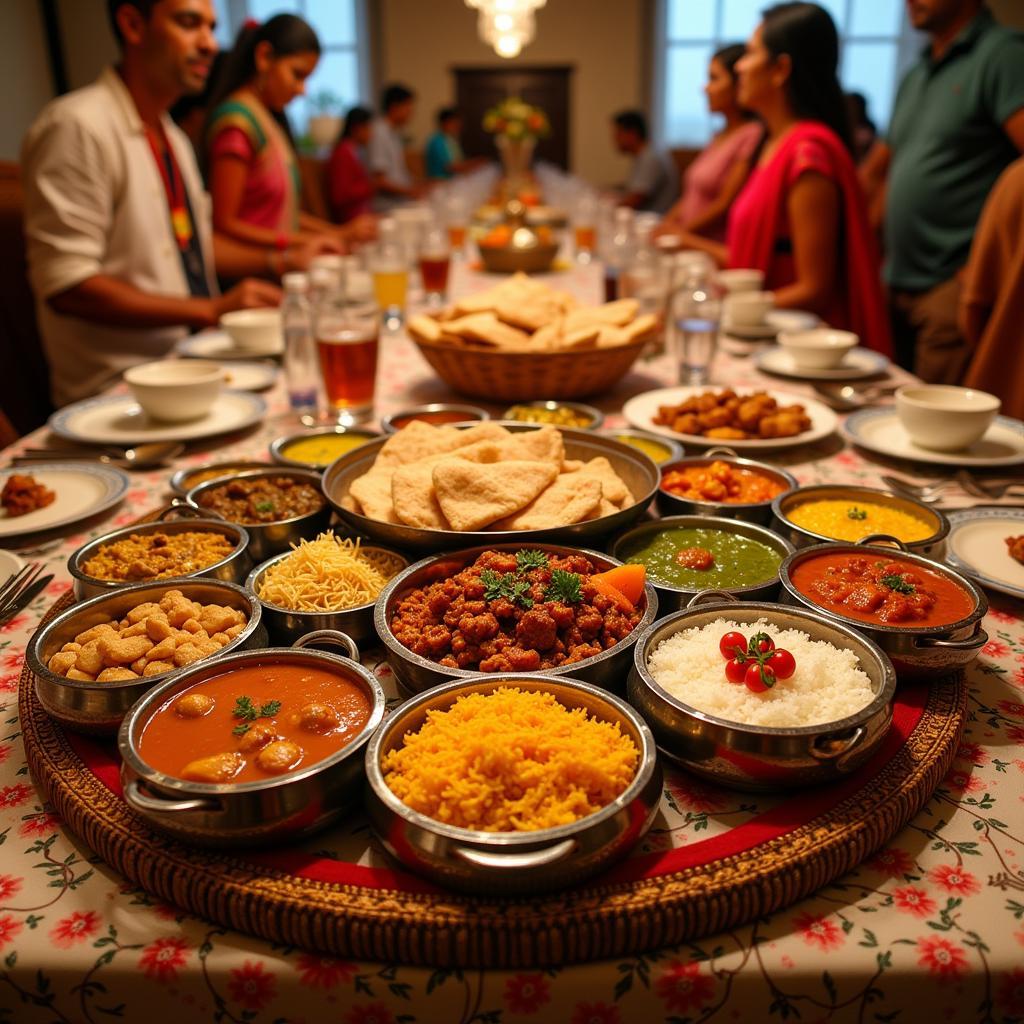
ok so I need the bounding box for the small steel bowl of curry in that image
[610,515,794,611]
[270,427,380,470]
[502,401,604,431]
[118,630,385,847]
[778,537,987,680]
[772,484,949,557]
[598,429,683,466]
[185,467,332,562]
[657,447,797,525]
[380,404,490,434]
[169,460,271,498]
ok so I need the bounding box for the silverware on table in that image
[879,475,953,504]
[11,441,185,470]
[0,563,52,625]
[811,382,900,411]
[954,469,1024,500]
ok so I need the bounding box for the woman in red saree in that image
[670,3,891,355]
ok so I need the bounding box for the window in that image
[216,0,370,135]
[655,0,918,147]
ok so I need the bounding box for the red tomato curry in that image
[661,460,785,505]
[790,553,974,627]
[138,659,372,784]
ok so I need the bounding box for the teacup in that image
[727,291,774,327]
[776,329,859,370]
[716,268,765,294]
[220,308,283,356]
[124,359,223,422]
[896,385,1001,452]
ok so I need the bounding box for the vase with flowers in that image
[483,97,550,196]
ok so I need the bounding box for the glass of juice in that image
[418,227,451,307]
[315,302,381,425]
[445,195,468,257]
[572,191,598,263]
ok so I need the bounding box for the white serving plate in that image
[0,464,129,537]
[945,507,1024,601]
[623,386,839,450]
[755,346,890,381]
[844,409,1024,467]
[49,392,266,445]
[177,330,283,360]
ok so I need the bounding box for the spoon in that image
[811,382,899,411]
[11,441,185,470]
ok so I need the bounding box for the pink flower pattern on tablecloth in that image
[0,294,1021,1020]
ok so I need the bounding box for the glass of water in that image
[673,270,721,385]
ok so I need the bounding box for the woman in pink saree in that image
[669,3,891,355]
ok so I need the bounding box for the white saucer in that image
[222,361,279,391]
[723,321,778,341]
[623,385,839,450]
[755,346,890,380]
[49,392,266,445]
[178,330,283,360]
[945,508,1024,601]
[0,550,25,576]
[0,464,129,537]
[844,409,1024,467]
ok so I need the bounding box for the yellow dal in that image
[787,499,934,543]
[281,433,369,466]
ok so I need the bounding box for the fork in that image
[0,562,47,624]
[955,470,1024,500]
[880,475,954,503]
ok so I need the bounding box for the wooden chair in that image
[0,162,53,436]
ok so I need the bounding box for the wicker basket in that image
[410,334,651,402]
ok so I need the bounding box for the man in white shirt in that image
[611,109,680,215]
[368,83,422,212]
[22,0,282,406]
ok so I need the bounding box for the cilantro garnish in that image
[231,696,282,736]
[546,569,583,604]
[481,569,534,609]
[880,574,915,595]
[516,549,549,572]
[847,507,868,520]
[254,500,275,514]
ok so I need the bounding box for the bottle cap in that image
[283,272,309,291]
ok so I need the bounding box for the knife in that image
[0,574,54,626]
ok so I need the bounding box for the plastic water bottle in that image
[673,267,721,386]
[281,272,319,425]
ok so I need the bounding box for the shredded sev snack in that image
[382,687,639,832]
[257,532,405,612]
[81,530,234,582]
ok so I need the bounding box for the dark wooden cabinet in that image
[453,66,573,169]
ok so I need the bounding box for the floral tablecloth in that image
[1,263,1023,1023]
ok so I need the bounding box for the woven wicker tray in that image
[22,593,966,969]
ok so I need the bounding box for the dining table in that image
[1,258,1022,1024]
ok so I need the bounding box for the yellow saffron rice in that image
[381,687,639,832]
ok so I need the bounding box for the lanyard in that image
[144,123,193,251]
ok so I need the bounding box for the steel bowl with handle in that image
[28,579,266,735]
[778,536,988,680]
[245,544,408,646]
[68,506,252,600]
[374,543,659,694]
[771,483,949,556]
[185,466,332,561]
[656,446,798,524]
[364,673,662,893]
[609,514,794,612]
[119,630,385,847]
[628,591,897,791]
[322,423,660,553]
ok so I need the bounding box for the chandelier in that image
[465,0,546,59]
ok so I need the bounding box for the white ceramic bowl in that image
[777,328,859,370]
[219,308,283,355]
[896,385,1001,452]
[727,290,774,326]
[716,268,765,294]
[123,359,223,422]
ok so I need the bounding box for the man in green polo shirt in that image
[875,1,1024,381]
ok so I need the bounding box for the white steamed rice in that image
[647,617,876,727]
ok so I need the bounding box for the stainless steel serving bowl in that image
[657,446,798,525]
[364,673,662,893]
[598,428,684,466]
[628,592,897,791]
[68,508,252,600]
[119,631,385,847]
[322,423,660,553]
[246,544,409,646]
[771,483,949,556]
[778,537,988,680]
[477,240,559,274]
[185,466,332,561]
[269,426,380,470]
[28,579,266,735]
[502,400,605,431]
[610,515,794,611]
[169,460,271,497]
[380,404,490,434]
[374,543,658,695]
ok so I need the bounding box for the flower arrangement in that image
[482,97,550,140]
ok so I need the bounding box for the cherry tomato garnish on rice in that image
[719,631,747,660]
[725,657,747,684]
[768,648,796,680]
[751,632,775,655]
[745,662,775,692]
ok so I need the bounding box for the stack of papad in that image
[345,421,636,532]
[408,273,658,353]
